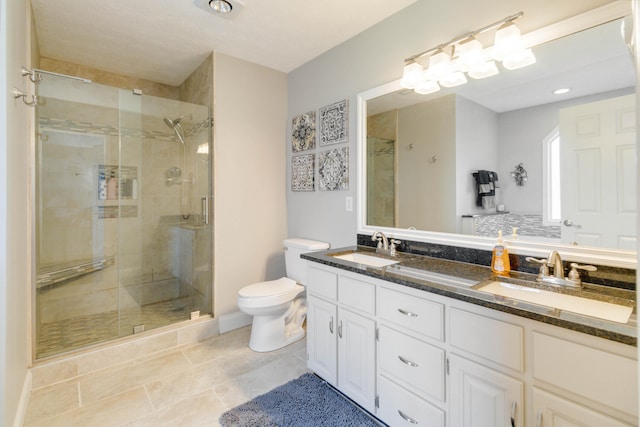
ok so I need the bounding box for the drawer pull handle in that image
[398,355,419,368]
[398,410,418,424]
[511,400,517,427]
[329,318,333,334]
[398,308,418,317]
[338,321,343,339]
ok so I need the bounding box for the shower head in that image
[163,116,186,144]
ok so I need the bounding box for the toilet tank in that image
[284,238,330,284]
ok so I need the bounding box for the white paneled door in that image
[559,94,636,249]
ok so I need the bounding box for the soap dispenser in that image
[491,231,510,276]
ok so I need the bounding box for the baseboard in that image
[13,370,32,427]
[219,311,252,333]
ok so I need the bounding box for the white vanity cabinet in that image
[448,307,525,427]
[306,266,376,413]
[449,354,524,427]
[531,332,637,427]
[304,261,637,427]
[376,285,447,426]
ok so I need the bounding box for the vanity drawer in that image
[378,287,444,341]
[338,275,375,315]
[533,332,638,416]
[307,267,337,300]
[377,375,445,427]
[450,307,523,372]
[378,325,445,402]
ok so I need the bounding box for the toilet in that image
[237,238,329,352]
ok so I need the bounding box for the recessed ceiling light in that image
[209,0,232,14]
[553,88,571,95]
[195,0,244,19]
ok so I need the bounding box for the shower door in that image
[34,73,212,359]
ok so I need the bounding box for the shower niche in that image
[98,165,138,200]
[97,165,138,219]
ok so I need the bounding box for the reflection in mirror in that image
[362,16,636,255]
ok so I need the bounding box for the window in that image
[542,127,561,225]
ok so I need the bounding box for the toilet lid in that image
[239,277,297,298]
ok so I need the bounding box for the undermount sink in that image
[331,252,400,268]
[474,280,634,324]
[386,265,477,288]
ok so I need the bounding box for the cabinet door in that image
[337,307,376,413]
[307,296,337,386]
[449,354,523,427]
[532,388,634,427]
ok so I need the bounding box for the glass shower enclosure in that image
[34,73,212,359]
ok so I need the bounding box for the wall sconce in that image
[511,163,528,186]
[400,12,536,94]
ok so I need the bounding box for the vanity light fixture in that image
[401,12,536,94]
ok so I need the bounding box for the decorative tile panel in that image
[318,147,349,191]
[291,111,316,152]
[319,99,349,146]
[291,154,315,192]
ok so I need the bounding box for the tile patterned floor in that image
[25,326,309,426]
[37,297,201,359]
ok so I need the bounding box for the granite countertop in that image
[302,246,637,346]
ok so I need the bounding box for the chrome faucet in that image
[371,231,401,256]
[526,251,597,289]
[372,231,389,251]
[547,250,565,279]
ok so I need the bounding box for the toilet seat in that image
[238,277,303,308]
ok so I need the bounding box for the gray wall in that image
[286,0,614,249]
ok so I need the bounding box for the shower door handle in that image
[201,197,209,225]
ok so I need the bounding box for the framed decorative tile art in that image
[291,154,315,191]
[291,111,316,152]
[319,99,349,146]
[318,147,348,191]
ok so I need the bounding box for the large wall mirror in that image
[357,2,637,267]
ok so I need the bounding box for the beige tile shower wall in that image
[179,53,213,110]
[39,57,180,100]
[37,128,120,323]
[367,110,397,227]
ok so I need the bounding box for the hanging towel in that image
[473,170,498,209]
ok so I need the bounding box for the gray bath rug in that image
[219,373,383,426]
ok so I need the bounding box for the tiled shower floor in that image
[37,296,200,359]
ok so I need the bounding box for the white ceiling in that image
[30,0,417,86]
